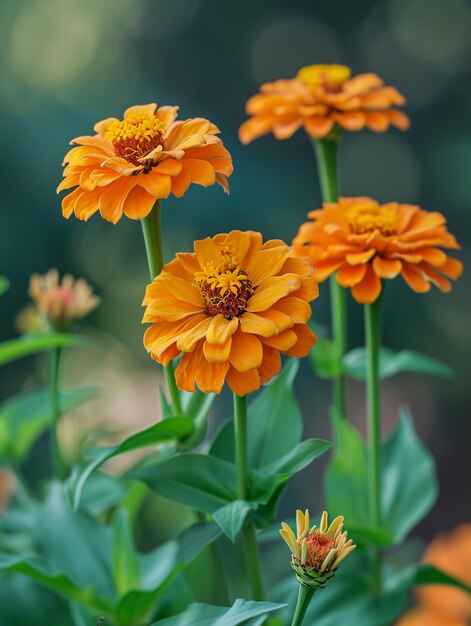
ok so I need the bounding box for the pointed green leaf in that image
[310,337,343,379]
[0,386,99,460]
[343,347,453,380]
[112,509,140,595]
[212,500,257,542]
[151,599,285,626]
[414,564,471,594]
[0,333,88,366]
[0,276,9,297]
[68,416,194,510]
[130,453,236,514]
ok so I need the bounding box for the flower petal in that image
[336,264,368,287]
[372,257,402,279]
[351,264,382,303]
[284,325,317,357]
[206,315,239,345]
[229,330,263,372]
[259,346,282,383]
[246,274,301,312]
[196,359,230,394]
[239,312,279,337]
[226,366,261,396]
[122,185,157,220]
[203,336,232,362]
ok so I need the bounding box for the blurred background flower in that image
[0,0,469,539]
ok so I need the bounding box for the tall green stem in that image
[312,137,347,419]
[364,298,382,589]
[233,393,264,601]
[141,202,182,416]
[291,585,316,626]
[48,346,65,479]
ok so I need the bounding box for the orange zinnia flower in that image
[142,230,318,395]
[58,103,233,223]
[396,524,471,626]
[293,197,462,304]
[239,64,409,143]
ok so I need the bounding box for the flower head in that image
[239,64,409,143]
[396,524,471,626]
[293,197,462,304]
[27,269,99,330]
[58,104,233,224]
[142,230,318,395]
[280,510,356,588]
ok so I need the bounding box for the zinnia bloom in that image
[293,197,462,304]
[28,269,99,330]
[280,509,356,588]
[396,525,471,626]
[239,64,409,143]
[58,103,233,224]
[142,230,318,395]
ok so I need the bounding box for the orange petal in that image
[181,159,216,187]
[154,159,183,176]
[262,329,297,351]
[194,236,223,269]
[440,257,463,280]
[176,317,212,352]
[158,274,203,306]
[74,188,103,221]
[226,366,261,396]
[124,103,157,118]
[388,109,410,131]
[61,187,82,219]
[345,249,376,265]
[175,348,203,392]
[229,330,263,372]
[195,359,229,393]
[291,277,320,302]
[206,315,239,345]
[304,117,335,138]
[401,263,431,293]
[273,297,312,324]
[246,274,301,312]
[138,171,171,198]
[256,309,294,332]
[365,111,390,133]
[170,171,192,198]
[312,259,345,281]
[351,264,382,303]
[203,336,232,362]
[336,264,368,286]
[372,257,402,279]
[122,185,157,220]
[284,325,317,357]
[334,111,366,131]
[239,312,279,337]
[99,176,137,224]
[249,246,290,286]
[259,346,282,383]
[239,115,276,144]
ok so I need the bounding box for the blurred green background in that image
[1,0,470,541]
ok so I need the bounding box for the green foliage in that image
[310,337,343,380]
[0,332,88,366]
[151,599,285,625]
[325,408,437,548]
[343,347,453,380]
[132,361,329,541]
[0,485,221,626]
[0,276,9,297]
[0,386,99,461]
[68,416,194,510]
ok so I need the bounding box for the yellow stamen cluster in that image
[297,64,351,88]
[195,263,254,319]
[346,203,398,236]
[104,112,166,165]
[280,510,356,587]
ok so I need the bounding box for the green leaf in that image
[325,412,370,528]
[212,500,257,542]
[0,276,9,297]
[414,564,471,594]
[310,337,343,379]
[78,472,127,516]
[0,386,99,460]
[151,599,285,626]
[130,453,237,514]
[211,359,303,469]
[68,416,194,510]
[0,333,88,366]
[382,408,438,543]
[116,521,221,623]
[112,509,140,595]
[343,347,453,380]
[325,408,437,547]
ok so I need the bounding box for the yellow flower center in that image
[297,64,351,91]
[346,203,398,236]
[195,262,254,319]
[104,112,166,166]
[304,531,336,571]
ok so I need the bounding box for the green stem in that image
[312,137,347,419]
[141,201,163,279]
[364,298,382,589]
[291,585,316,626]
[141,202,183,416]
[48,346,65,479]
[233,393,264,601]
